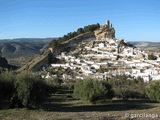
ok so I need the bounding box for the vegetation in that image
[100,58,111,62]
[0,41,48,67]
[1,87,160,120]
[0,71,56,109]
[148,53,156,60]
[73,79,114,104]
[49,23,100,48]
[146,81,160,102]
[0,56,8,68]
[0,70,15,101]
[108,75,147,100]
[45,77,61,93]
[98,68,108,73]
[0,70,160,119]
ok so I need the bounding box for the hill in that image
[0,38,55,42]
[128,41,160,52]
[0,41,50,67]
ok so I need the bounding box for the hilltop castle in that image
[94,20,115,40]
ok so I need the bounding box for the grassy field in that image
[0,88,160,120]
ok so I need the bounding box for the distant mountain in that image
[0,42,48,58]
[0,41,50,67]
[0,56,17,69]
[0,38,56,43]
[128,41,160,52]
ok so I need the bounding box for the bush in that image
[67,82,75,90]
[0,70,57,109]
[148,54,156,60]
[73,79,114,104]
[45,77,61,94]
[11,71,51,108]
[0,70,15,101]
[109,75,147,100]
[146,81,160,102]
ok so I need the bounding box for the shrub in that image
[146,81,160,102]
[109,75,147,100]
[67,82,75,90]
[0,70,56,109]
[73,79,114,104]
[11,71,51,108]
[0,70,15,101]
[148,54,156,60]
[45,77,61,94]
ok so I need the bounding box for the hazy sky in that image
[0,0,160,42]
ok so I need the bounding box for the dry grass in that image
[0,88,160,120]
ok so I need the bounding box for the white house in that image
[99,43,106,48]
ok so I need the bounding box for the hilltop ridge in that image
[17,20,160,83]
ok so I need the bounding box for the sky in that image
[0,0,160,42]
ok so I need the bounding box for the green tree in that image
[12,71,51,108]
[73,79,114,104]
[49,23,100,48]
[49,40,58,48]
[146,81,160,102]
[148,54,156,60]
[0,70,15,101]
[77,28,84,34]
[108,75,147,100]
[45,77,61,94]
[84,23,100,32]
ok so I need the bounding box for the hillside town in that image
[39,20,160,82]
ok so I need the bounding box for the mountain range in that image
[0,38,55,67]
[128,41,160,52]
[0,38,55,42]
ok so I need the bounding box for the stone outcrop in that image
[94,20,115,40]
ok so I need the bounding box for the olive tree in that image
[73,79,114,104]
[11,71,52,108]
[146,81,160,102]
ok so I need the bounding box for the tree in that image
[49,23,100,48]
[73,79,114,104]
[84,23,100,32]
[45,77,61,94]
[49,40,58,48]
[77,28,84,34]
[0,70,15,101]
[108,75,147,100]
[146,81,160,102]
[148,54,156,60]
[12,71,52,108]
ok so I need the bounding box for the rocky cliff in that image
[94,20,115,40]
